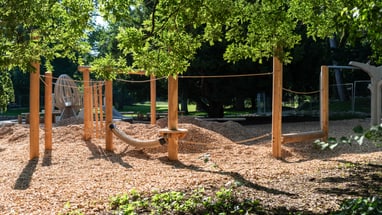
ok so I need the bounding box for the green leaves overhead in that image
[0,0,94,72]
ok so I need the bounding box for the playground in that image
[0,117,381,214]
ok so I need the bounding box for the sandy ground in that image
[0,117,381,214]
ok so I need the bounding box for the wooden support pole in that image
[98,82,104,137]
[150,74,157,125]
[78,66,92,140]
[271,56,282,158]
[168,76,178,131]
[30,62,40,159]
[105,80,113,151]
[93,84,100,138]
[44,72,53,150]
[321,66,329,141]
[168,75,179,160]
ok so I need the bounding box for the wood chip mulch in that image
[0,117,381,214]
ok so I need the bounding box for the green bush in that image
[333,196,382,215]
[109,187,262,214]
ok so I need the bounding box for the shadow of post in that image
[14,158,39,190]
[85,140,132,168]
[42,150,52,166]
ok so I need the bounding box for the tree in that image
[0,0,94,110]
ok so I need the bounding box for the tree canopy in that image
[1,0,382,111]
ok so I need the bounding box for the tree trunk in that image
[329,37,348,101]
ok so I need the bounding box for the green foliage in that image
[333,196,382,215]
[315,124,382,150]
[0,0,93,71]
[109,187,262,214]
[0,72,14,112]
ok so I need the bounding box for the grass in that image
[0,108,29,117]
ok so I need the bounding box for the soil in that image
[0,117,381,214]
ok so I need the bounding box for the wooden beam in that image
[282,130,325,144]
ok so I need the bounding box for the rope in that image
[115,76,166,83]
[180,132,271,145]
[235,133,271,144]
[282,88,320,95]
[179,72,272,79]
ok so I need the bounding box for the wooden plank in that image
[282,130,325,144]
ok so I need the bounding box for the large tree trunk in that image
[329,37,348,101]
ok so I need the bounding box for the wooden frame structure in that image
[29,61,329,160]
[271,62,329,158]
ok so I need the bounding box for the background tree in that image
[0,0,94,110]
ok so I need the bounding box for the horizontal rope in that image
[115,76,166,83]
[283,88,320,95]
[179,72,272,79]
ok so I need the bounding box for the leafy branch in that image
[315,124,382,150]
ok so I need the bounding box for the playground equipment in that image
[272,59,329,158]
[349,61,382,126]
[109,124,166,148]
[54,74,81,120]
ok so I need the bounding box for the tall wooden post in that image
[150,74,157,125]
[105,80,113,151]
[78,66,92,140]
[98,82,104,137]
[321,66,329,141]
[158,75,187,161]
[167,75,178,160]
[44,72,53,150]
[30,62,40,159]
[93,84,100,138]
[271,56,282,158]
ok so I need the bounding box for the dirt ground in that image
[0,117,381,214]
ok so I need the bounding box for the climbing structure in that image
[54,74,82,120]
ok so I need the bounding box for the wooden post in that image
[98,82,104,137]
[30,62,40,159]
[93,83,100,138]
[167,75,179,160]
[78,66,92,140]
[44,72,53,150]
[321,66,329,141]
[105,80,113,151]
[272,56,282,158]
[150,74,157,125]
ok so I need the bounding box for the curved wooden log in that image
[109,124,166,148]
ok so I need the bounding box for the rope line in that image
[115,77,166,83]
[179,72,272,79]
[282,88,320,95]
[180,132,271,145]
[40,75,105,88]
[235,132,272,144]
